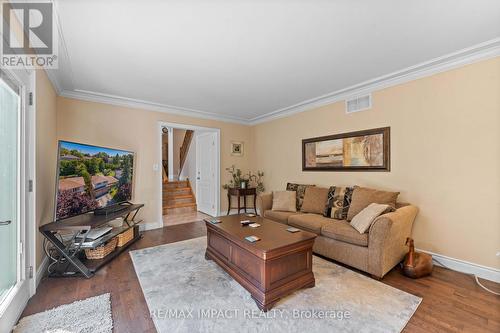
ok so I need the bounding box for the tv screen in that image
[55,141,134,220]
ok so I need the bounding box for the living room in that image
[0,1,499,332]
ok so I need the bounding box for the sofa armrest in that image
[256,192,273,215]
[368,205,419,277]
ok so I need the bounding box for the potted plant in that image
[222,165,265,193]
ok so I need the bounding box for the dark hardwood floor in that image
[23,221,500,333]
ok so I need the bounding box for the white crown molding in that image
[248,38,500,125]
[47,38,500,126]
[417,248,500,283]
[59,89,249,125]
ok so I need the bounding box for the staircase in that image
[178,130,194,178]
[162,180,197,215]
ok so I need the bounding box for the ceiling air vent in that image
[345,94,372,114]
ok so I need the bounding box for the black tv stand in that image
[39,203,144,278]
[93,201,132,216]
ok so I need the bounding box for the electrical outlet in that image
[496,251,500,257]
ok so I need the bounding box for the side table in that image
[226,187,257,215]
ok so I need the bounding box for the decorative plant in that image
[222,165,265,193]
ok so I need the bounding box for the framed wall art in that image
[302,127,390,171]
[231,141,244,156]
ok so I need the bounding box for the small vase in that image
[240,181,246,189]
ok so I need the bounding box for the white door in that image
[0,69,34,332]
[196,132,217,216]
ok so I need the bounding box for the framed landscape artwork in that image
[302,127,390,171]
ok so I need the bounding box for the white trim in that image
[167,127,174,181]
[157,121,221,228]
[0,67,36,333]
[59,89,249,125]
[27,72,36,298]
[417,248,500,283]
[35,256,49,288]
[47,38,500,126]
[44,69,62,94]
[249,38,500,124]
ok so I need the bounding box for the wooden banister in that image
[178,130,194,177]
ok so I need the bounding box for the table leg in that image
[237,193,241,214]
[243,195,247,213]
[253,194,258,215]
[227,192,231,215]
[42,230,93,278]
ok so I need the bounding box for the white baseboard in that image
[417,249,500,283]
[36,256,49,288]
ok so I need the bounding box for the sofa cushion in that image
[288,214,332,234]
[347,186,400,221]
[286,182,315,211]
[301,187,329,214]
[271,191,297,212]
[350,203,393,234]
[321,220,369,247]
[263,210,302,224]
[324,186,355,220]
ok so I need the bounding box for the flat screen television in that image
[55,141,134,220]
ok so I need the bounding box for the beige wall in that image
[252,57,500,269]
[35,70,58,268]
[56,98,254,228]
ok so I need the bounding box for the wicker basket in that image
[117,228,134,247]
[85,237,118,260]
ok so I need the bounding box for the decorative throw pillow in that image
[323,186,355,220]
[300,187,329,214]
[350,203,394,234]
[286,183,315,211]
[271,191,297,212]
[347,186,400,221]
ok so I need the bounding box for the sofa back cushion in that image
[300,187,329,214]
[347,186,399,221]
[286,183,315,211]
[272,191,297,212]
[324,186,355,220]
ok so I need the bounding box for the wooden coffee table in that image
[205,214,317,311]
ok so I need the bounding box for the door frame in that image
[156,121,220,228]
[0,66,36,332]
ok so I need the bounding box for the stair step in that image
[164,202,197,209]
[164,198,195,205]
[163,187,191,192]
[163,181,189,189]
[163,205,197,215]
[163,194,193,200]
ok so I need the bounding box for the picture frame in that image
[231,141,244,156]
[302,127,390,171]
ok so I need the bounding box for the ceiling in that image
[50,0,500,124]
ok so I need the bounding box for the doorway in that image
[0,69,35,332]
[159,122,220,226]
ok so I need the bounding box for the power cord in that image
[43,235,70,275]
[432,257,500,296]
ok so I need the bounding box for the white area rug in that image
[130,236,421,333]
[14,293,112,333]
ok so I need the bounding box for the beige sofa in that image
[257,193,418,278]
